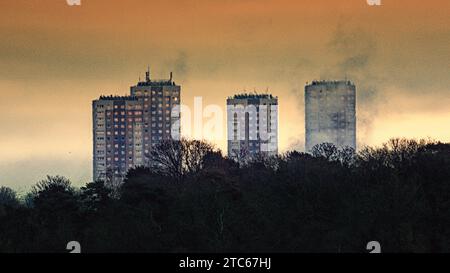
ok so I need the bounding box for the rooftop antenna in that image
[145,66,150,82]
[170,72,173,82]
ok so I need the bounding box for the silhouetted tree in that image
[149,138,218,182]
[311,142,339,161]
[80,181,113,213]
[0,186,19,209]
[30,176,80,252]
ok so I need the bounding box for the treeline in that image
[1,138,450,253]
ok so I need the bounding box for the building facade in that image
[227,94,278,161]
[93,70,181,183]
[305,80,356,152]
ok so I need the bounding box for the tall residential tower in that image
[305,80,356,152]
[227,93,278,161]
[93,69,181,183]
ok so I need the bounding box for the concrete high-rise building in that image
[227,94,278,161]
[93,69,181,183]
[305,80,356,152]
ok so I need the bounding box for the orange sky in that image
[0,0,449,189]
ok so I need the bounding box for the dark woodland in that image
[1,138,450,253]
